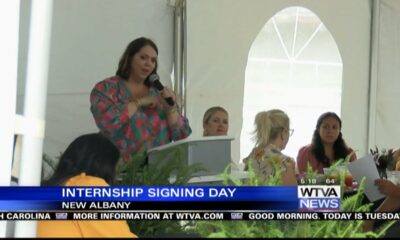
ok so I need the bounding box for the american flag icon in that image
[55,212,68,220]
[230,212,243,220]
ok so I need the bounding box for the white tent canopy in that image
[7,0,400,185]
[186,0,372,164]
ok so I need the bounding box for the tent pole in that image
[14,0,53,237]
[172,0,187,116]
[0,0,20,236]
[368,0,380,151]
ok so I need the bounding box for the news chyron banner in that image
[4,185,397,221]
[0,186,299,211]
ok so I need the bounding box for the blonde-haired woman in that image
[203,106,228,136]
[243,109,297,185]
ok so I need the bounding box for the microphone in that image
[148,73,175,106]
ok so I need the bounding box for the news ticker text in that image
[1,211,399,221]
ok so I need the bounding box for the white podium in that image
[168,170,249,185]
[147,136,234,176]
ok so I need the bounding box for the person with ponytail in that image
[297,112,356,174]
[242,109,297,185]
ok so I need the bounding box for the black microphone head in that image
[148,73,159,83]
[148,73,164,91]
[148,73,174,106]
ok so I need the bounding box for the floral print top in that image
[243,144,295,182]
[90,76,191,160]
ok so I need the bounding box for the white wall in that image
[186,0,372,165]
[17,0,174,160]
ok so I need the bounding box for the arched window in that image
[241,7,343,161]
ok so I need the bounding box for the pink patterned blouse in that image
[90,76,191,160]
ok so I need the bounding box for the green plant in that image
[194,160,396,238]
[370,147,396,179]
[41,153,61,181]
[116,147,208,237]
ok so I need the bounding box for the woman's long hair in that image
[252,109,289,149]
[116,37,158,87]
[311,112,349,167]
[42,133,120,186]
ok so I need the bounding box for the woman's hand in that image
[137,96,159,108]
[375,179,399,197]
[127,96,159,116]
[159,87,176,107]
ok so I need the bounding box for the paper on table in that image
[347,154,385,202]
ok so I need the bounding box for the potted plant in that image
[116,150,207,237]
[370,147,400,180]
[193,158,395,238]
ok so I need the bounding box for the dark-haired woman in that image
[90,37,191,161]
[297,112,356,174]
[37,133,136,238]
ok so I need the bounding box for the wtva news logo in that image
[298,185,341,211]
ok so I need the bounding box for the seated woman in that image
[37,133,137,238]
[203,106,228,136]
[362,149,400,235]
[363,178,400,236]
[202,106,241,170]
[242,109,297,185]
[297,112,356,175]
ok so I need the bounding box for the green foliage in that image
[42,153,58,171]
[41,152,61,181]
[195,163,396,238]
[116,150,397,238]
[115,148,207,237]
[302,162,319,184]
